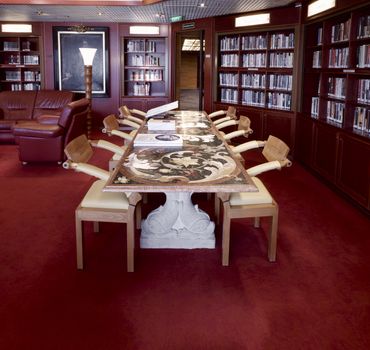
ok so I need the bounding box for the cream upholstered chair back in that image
[262,135,290,163]
[237,116,251,132]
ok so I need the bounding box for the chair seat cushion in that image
[81,180,129,210]
[230,177,273,206]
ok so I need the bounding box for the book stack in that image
[134,133,183,147]
[147,119,176,131]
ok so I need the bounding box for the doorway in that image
[175,30,204,110]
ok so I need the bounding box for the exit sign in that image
[170,15,183,22]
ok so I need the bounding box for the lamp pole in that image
[79,48,97,139]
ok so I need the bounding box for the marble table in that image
[104,110,257,249]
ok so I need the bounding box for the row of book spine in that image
[219,73,238,86]
[220,88,238,103]
[327,100,344,124]
[220,33,295,51]
[132,82,150,96]
[357,44,370,68]
[10,82,40,91]
[242,90,265,106]
[357,79,370,104]
[267,92,292,110]
[7,55,39,65]
[358,15,370,39]
[270,33,295,49]
[219,73,292,89]
[328,47,348,68]
[127,40,156,52]
[130,54,160,66]
[129,69,163,81]
[354,107,370,132]
[220,37,239,51]
[241,35,267,50]
[5,70,41,81]
[328,77,346,98]
[331,19,350,43]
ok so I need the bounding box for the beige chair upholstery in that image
[216,135,292,266]
[63,134,141,272]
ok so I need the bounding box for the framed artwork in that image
[53,26,109,97]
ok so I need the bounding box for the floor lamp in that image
[79,48,97,139]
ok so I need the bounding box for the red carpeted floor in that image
[0,140,370,350]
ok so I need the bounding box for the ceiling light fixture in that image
[235,13,270,27]
[129,26,160,35]
[307,0,336,17]
[1,24,32,33]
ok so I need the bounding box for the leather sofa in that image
[13,98,90,164]
[0,90,75,143]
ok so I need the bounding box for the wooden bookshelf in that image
[297,2,370,213]
[120,24,169,111]
[0,34,42,91]
[213,6,301,148]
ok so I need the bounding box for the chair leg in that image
[222,210,231,266]
[136,202,142,230]
[93,221,99,233]
[254,217,261,228]
[126,220,135,272]
[75,215,84,270]
[215,196,220,225]
[268,209,278,262]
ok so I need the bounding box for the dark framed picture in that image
[53,26,109,97]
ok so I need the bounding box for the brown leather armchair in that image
[13,98,89,164]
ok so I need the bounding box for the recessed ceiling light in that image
[97,12,103,16]
[198,3,206,7]
[155,13,165,19]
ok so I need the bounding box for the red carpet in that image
[0,140,370,349]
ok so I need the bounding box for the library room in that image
[0,0,369,349]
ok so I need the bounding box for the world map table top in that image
[104,110,257,193]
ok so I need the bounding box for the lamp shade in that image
[79,48,97,66]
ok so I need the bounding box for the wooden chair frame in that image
[64,134,141,272]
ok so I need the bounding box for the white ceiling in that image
[0,0,297,23]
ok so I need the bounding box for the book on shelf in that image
[357,79,370,104]
[242,53,266,67]
[328,47,349,68]
[134,133,183,147]
[241,35,267,50]
[331,19,350,43]
[326,100,344,124]
[220,36,239,51]
[353,107,369,132]
[269,52,293,68]
[357,15,370,39]
[312,50,322,68]
[311,97,319,118]
[357,44,370,68]
[241,73,266,88]
[270,33,294,49]
[147,119,176,131]
[327,77,346,99]
[317,27,323,45]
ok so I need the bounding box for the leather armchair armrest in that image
[13,124,63,138]
[37,114,60,125]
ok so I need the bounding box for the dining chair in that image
[216,135,292,266]
[118,105,146,125]
[208,106,237,125]
[63,134,142,272]
[217,116,253,142]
